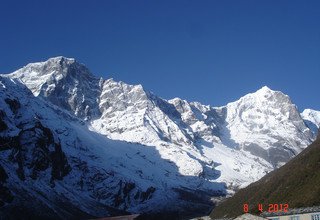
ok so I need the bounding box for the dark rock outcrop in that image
[0,165,13,207]
[7,121,71,183]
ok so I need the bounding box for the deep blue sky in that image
[1,0,319,110]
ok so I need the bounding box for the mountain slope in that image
[0,56,318,219]
[0,65,225,219]
[210,132,320,219]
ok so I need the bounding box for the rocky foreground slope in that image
[0,57,319,219]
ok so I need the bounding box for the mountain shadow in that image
[0,76,226,220]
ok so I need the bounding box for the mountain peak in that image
[5,57,100,119]
[47,56,75,62]
[226,86,290,108]
[9,56,94,81]
[251,85,291,102]
[254,85,280,96]
[46,56,76,65]
[22,56,77,70]
[258,85,273,92]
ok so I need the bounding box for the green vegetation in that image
[210,136,320,219]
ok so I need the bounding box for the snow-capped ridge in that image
[3,57,101,119]
[9,56,94,80]
[258,85,273,92]
[45,56,76,64]
[2,57,318,187]
[246,86,290,103]
[302,109,320,126]
[220,85,313,167]
[1,56,319,218]
[21,56,76,74]
[301,109,320,135]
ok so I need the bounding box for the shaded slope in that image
[0,76,225,219]
[210,134,320,219]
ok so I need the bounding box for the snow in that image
[301,109,320,135]
[218,86,313,167]
[0,57,318,216]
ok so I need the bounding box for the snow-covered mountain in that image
[9,57,101,120]
[301,109,320,135]
[0,56,318,219]
[221,86,314,167]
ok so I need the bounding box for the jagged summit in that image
[4,57,100,119]
[38,56,76,66]
[217,84,312,167]
[258,85,272,91]
[246,86,290,103]
[11,56,93,79]
[221,86,292,115]
[17,56,77,73]
[48,56,75,62]
[29,56,76,66]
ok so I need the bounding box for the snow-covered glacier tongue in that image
[0,56,317,219]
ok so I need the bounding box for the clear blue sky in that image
[1,0,319,110]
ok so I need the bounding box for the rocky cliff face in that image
[1,57,319,219]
